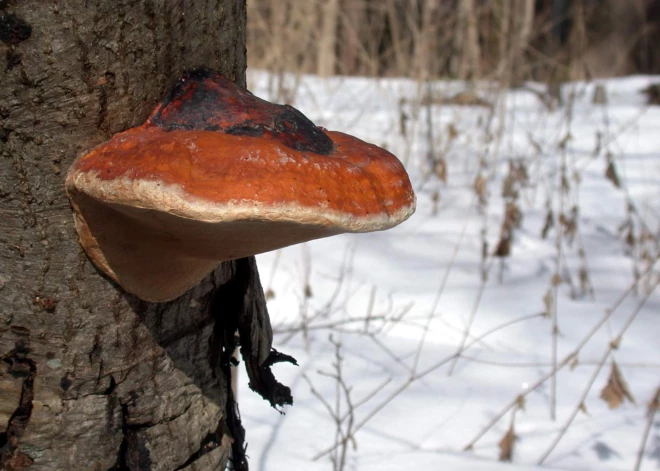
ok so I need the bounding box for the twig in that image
[412,203,473,375]
[448,272,489,375]
[633,385,660,471]
[463,264,656,452]
[537,276,659,464]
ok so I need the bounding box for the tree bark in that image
[0,2,289,470]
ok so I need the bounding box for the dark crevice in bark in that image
[0,341,37,470]
[5,47,21,71]
[70,17,93,92]
[173,422,223,471]
[110,404,131,471]
[111,396,190,471]
[97,72,117,134]
[112,404,153,471]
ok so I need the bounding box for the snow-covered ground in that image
[239,71,660,471]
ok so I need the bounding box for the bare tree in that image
[0,2,292,470]
[318,0,340,77]
[453,0,481,79]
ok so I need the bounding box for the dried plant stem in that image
[549,228,562,422]
[550,88,576,421]
[265,249,282,294]
[448,274,489,375]
[411,205,473,375]
[312,310,541,461]
[301,243,312,351]
[274,315,386,335]
[463,264,657,451]
[539,348,611,464]
[306,336,391,471]
[537,277,659,465]
[633,385,660,471]
[315,258,653,461]
[363,285,377,333]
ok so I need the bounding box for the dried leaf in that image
[579,266,593,297]
[579,402,589,415]
[398,100,408,137]
[542,289,553,317]
[514,162,529,185]
[431,190,441,216]
[648,386,660,417]
[558,132,572,149]
[498,423,516,462]
[570,355,579,370]
[600,361,636,409]
[434,158,447,183]
[502,174,518,199]
[516,394,526,411]
[504,202,523,230]
[473,174,487,206]
[573,170,582,184]
[561,172,570,193]
[625,226,635,248]
[642,83,660,105]
[560,207,578,245]
[592,131,602,158]
[447,123,458,141]
[605,159,621,188]
[641,248,651,262]
[494,231,511,258]
[541,209,554,239]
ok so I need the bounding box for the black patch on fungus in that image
[148,67,335,156]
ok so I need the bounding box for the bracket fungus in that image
[66,69,416,302]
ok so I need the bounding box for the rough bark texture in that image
[0,1,263,470]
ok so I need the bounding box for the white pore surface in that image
[239,72,660,471]
[68,170,415,233]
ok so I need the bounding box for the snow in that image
[238,71,660,471]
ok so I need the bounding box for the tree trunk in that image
[453,0,480,80]
[0,2,289,470]
[338,0,365,75]
[317,0,340,77]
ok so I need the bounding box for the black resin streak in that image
[148,67,335,156]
